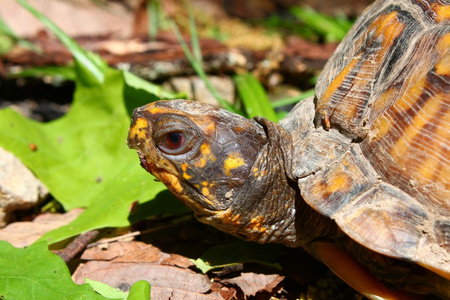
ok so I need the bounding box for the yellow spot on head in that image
[158,171,184,194]
[201,143,212,156]
[204,121,216,135]
[195,158,207,168]
[224,152,245,176]
[129,118,149,140]
[147,106,172,114]
[181,163,192,179]
[201,187,210,197]
[195,143,216,168]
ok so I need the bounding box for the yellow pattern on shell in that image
[435,33,450,75]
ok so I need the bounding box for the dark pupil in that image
[165,132,184,149]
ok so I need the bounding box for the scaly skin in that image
[127,100,449,300]
[127,100,336,246]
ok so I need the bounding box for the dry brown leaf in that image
[0,208,83,247]
[222,272,284,297]
[82,241,193,268]
[73,261,219,299]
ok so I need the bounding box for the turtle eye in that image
[156,129,197,155]
[163,132,185,150]
[154,115,200,156]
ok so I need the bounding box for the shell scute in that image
[287,0,450,281]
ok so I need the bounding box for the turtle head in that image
[128,100,301,246]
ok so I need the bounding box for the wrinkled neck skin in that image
[198,117,336,247]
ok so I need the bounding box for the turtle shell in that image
[282,0,449,278]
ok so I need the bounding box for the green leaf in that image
[40,190,188,245]
[0,66,175,244]
[234,73,278,122]
[0,69,128,209]
[0,241,111,300]
[0,0,186,246]
[127,281,151,300]
[192,240,284,273]
[17,0,107,83]
[85,279,127,299]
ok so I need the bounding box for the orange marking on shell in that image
[390,89,440,159]
[320,56,359,110]
[325,172,351,195]
[318,11,405,130]
[322,111,331,130]
[374,12,403,46]
[408,94,448,182]
[434,3,450,23]
[435,33,450,76]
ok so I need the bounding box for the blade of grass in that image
[170,19,238,113]
[290,6,352,42]
[234,73,278,122]
[0,16,41,53]
[270,88,315,108]
[188,10,203,64]
[147,0,159,40]
[17,0,106,83]
[11,65,77,81]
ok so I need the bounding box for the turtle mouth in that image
[139,153,218,213]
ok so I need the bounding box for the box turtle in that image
[127,0,450,299]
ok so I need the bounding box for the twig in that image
[54,230,99,263]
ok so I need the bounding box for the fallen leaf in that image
[222,272,284,297]
[73,261,217,299]
[82,241,193,268]
[0,208,83,247]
